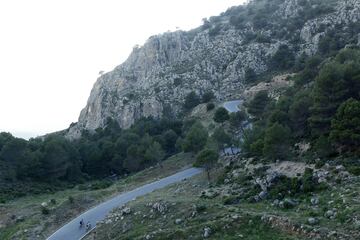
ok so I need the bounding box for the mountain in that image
[67,0,360,139]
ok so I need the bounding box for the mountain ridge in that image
[67,0,360,139]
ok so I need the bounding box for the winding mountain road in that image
[47,167,203,240]
[223,100,242,113]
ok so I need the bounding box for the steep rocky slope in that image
[67,0,360,138]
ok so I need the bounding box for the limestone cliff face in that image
[67,0,360,138]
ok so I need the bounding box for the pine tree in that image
[263,123,291,160]
[330,98,360,153]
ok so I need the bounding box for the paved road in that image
[47,168,203,240]
[223,100,242,113]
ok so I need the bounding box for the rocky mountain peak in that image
[67,0,360,139]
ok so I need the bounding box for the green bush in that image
[223,195,240,205]
[68,196,75,204]
[268,176,301,199]
[206,103,215,111]
[41,206,50,215]
[90,180,112,190]
[202,91,215,103]
[213,107,230,123]
[195,204,207,213]
[184,91,200,110]
[347,166,360,176]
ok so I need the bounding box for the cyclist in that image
[79,219,84,228]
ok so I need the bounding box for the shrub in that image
[68,196,75,204]
[206,103,215,111]
[184,91,200,110]
[41,206,50,215]
[50,199,56,205]
[182,122,208,153]
[223,195,240,205]
[347,166,360,176]
[195,204,207,213]
[202,91,215,103]
[91,180,112,190]
[195,148,219,181]
[330,99,360,153]
[213,107,230,123]
[247,90,270,119]
[263,123,291,160]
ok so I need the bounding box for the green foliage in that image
[0,117,185,201]
[294,55,323,86]
[213,107,230,123]
[289,90,312,138]
[229,111,247,128]
[182,122,208,153]
[206,102,215,111]
[212,128,231,149]
[268,109,289,126]
[90,180,112,190]
[314,135,334,159]
[270,45,295,70]
[310,63,350,137]
[330,99,360,153]
[247,91,270,119]
[41,206,50,215]
[346,166,360,176]
[263,123,291,160]
[183,91,200,110]
[144,141,165,165]
[194,148,219,180]
[68,196,75,204]
[310,49,360,138]
[268,175,301,199]
[202,91,215,103]
[245,68,257,83]
[160,130,178,154]
[195,204,207,213]
[242,125,265,157]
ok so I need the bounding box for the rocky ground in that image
[89,155,360,240]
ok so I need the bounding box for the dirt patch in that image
[243,73,295,100]
[267,161,314,178]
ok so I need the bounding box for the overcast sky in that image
[0,0,246,139]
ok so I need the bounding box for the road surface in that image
[223,100,242,113]
[47,167,203,240]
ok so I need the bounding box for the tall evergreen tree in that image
[330,98,360,153]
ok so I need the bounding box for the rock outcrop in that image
[67,0,360,139]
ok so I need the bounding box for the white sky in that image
[0,0,246,139]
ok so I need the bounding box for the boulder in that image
[203,227,212,238]
[308,217,319,225]
[175,219,183,224]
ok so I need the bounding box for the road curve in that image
[223,100,242,113]
[47,167,203,240]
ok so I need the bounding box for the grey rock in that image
[259,191,268,200]
[121,207,131,215]
[308,217,319,225]
[335,165,345,171]
[175,219,183,224]
[310,197,319,206]
[324,210,336,219]
[151,202,168,214]
[200,189,219,199]
[203,227,212,238]
[279,198,298,209]
[272,199,280,207]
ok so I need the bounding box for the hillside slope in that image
[67,0,360,138]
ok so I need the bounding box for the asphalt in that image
[223,100,242,113]
[47,167,203,240]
